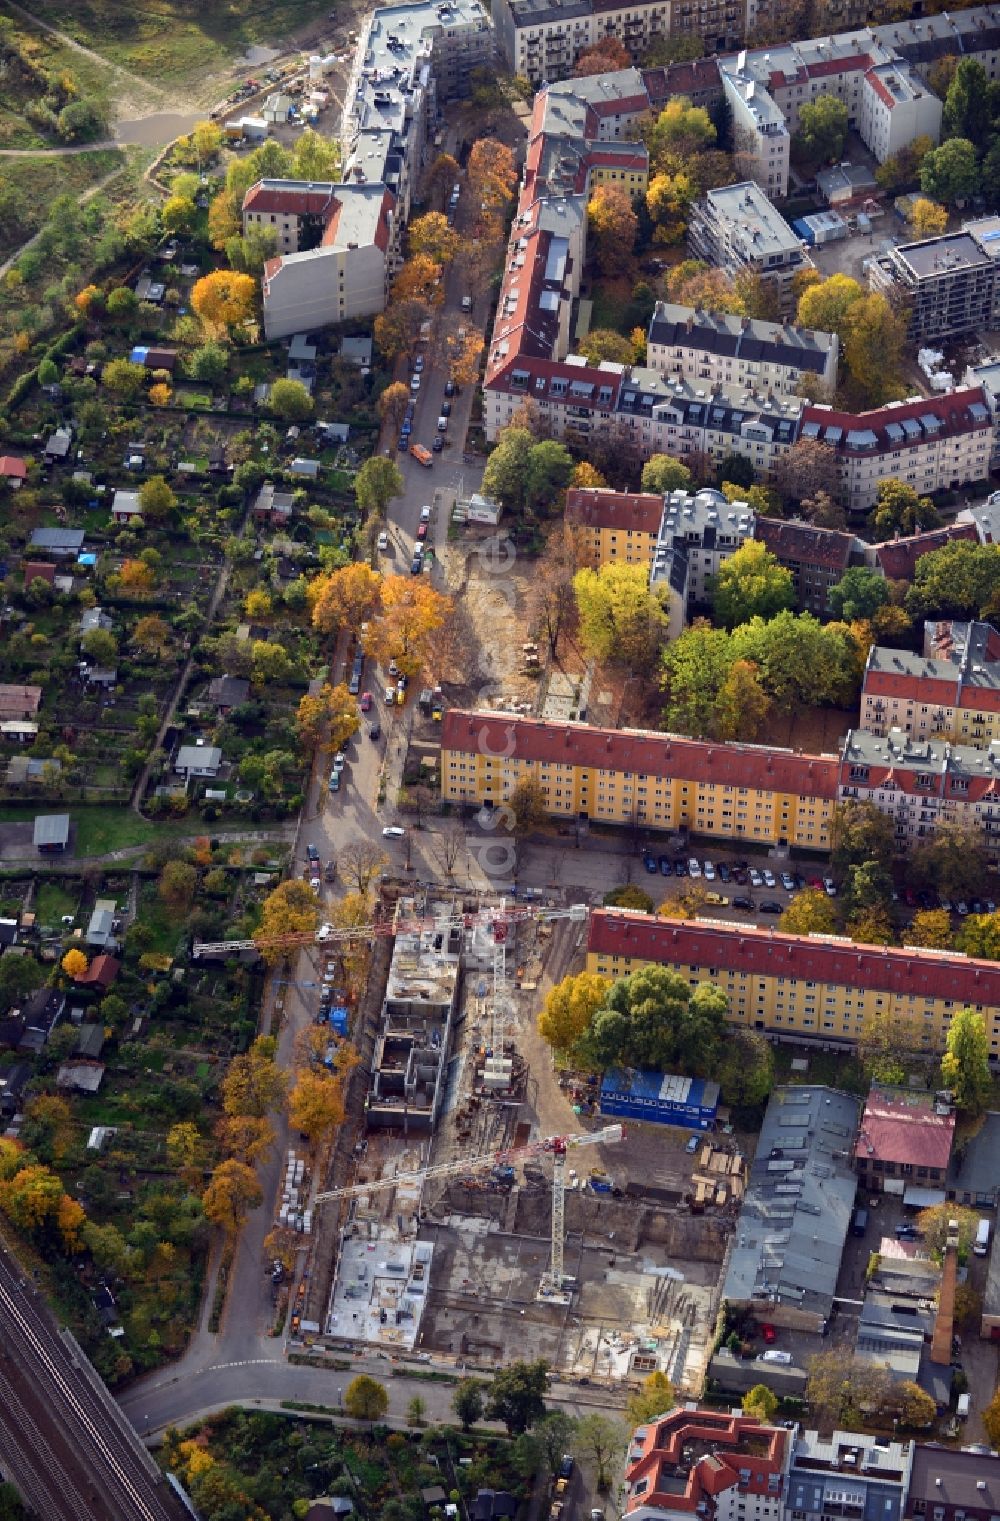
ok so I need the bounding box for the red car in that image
[359,691,373,712]
[416,521,428,539]
[761,1323,776,1344]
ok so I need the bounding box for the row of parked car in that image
[642,853,837,896]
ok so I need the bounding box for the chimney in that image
[930,1230,959,1365]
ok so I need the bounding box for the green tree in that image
[354,455,404,518]
[626,1370,675,1426]
[959,911,1000,960]
[717,1029,774,1108]
[0,955,44,1012]
[646,97,716,170]
[778,888,837,937]
[905,540,1000,621]
[406,1394,426,1426]
[268,378,313,423]
[579,964,728,1075]
[910,821,988,901]
[710,540,795,629]
[575,1413,626,1491]
[103,358,145,400]
[482,427,534,508]
[742,1384,779,1421]
[828,566,889,621]
[139,474,177,522]
[159,859,198,913]
[533,1410,578,1477]
[603,885,655,912]
[869,477,940,540]
[793,95,848,166]
[920,137,980,205]
[188,342,229,385]
[525,439,574,513]
[293,126,342,181]
[660,620,735,738]
[915,1201,981,1260]
[641,455,692,494]
[344,1374,389,1422]
[943,61,993,147]
[81,627,117,666]
[796,272,864,339]
[829,799,895,878]
[905,909,954,951]
[941,1007,991,1114]
[453,1377,485,1430]
[487,1359,550,1435]
[730,611,860,711]
[573,563,668,671]
[57,98,107,142]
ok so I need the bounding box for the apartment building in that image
[491,0,741,84]
[625,1408,789,1521]
[652,487,754,604]
[868,219,1000,344]
[643,57,723,112]
[258,184,394,338]
[786,1431,913,1521]
[859,60,941,164]
[755,516,859,617]
[902,1446,1000,1521]
[256,0,491,337]
[800,390,994,512]
[565,487,664,568]
[722,64,791,198]
[838,725,1000,864]
[585,908,1000,1055]
[871,521,979,584]
[853,1085,955,1195]
[646,303,838,399]
[860,621,1000,745]
[687,183,813,316]
[440,710,838,847]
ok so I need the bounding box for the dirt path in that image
[0,160,123,279]
[0,141,119,155]
[4,1,172,107]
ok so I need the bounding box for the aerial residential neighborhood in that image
[4,0,1000,1517]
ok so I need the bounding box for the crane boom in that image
[192,901,587,958]
[313,1124,623,1207]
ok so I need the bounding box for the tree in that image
[139,474,176,522]
[905,540,1000,621]
[406,1394,426,1427]
[905,909,953,950]
[378,381,411,432]
[580,964,727,1075]
[842,293,908,408]
[288,1068,347,1143]
[344,1374,389,1422]
[103,357,145,400]
[941,1007,991,1114]
[166,1121,201,1172]
[983,1390,1000,1449]
[57,98,107,142]
[573,563,668,671]
[717,1028,774,1108]
[22,1094,74,1165]
[295,682,359,752]
[802,489,846,531]
[149,381,172,407]
[355,456,404,518]
[959,911,1000,961]
[425,151,462,210]
[574,36,630,74]
[269,378,313,423]
[829,799,895,877]
[646,98,716,168]
[505,776,549,838]
[710,540,794,629]
[338,843,389,895]
[483,427,534,508]
[870,478,940,541]
[742,1384,778,1421]
[391,253,444,308]
[81,627,117,666]
[576,1413,626,1491]
[467,138,517,211]
[660,620,735,737]
[586,187,638,277]
[908,197,949,237]
[202,1158,263,1236]
[921,138,980,206]
[772,438,841,506]
[626,1370,675,1426]
[910,821,987,901]
[222,1036,287,1119]
[0,955,43,1012]
[453,1378,485,1430]
[191,270,256,335]
[374,298,430,361]
[604,885,655,912]
[526,440,574,513]
[778,888,837,937]
[162,194,196,234]
[192,119,223,161]
[793,96,848,166]
[533,1411,578,1478]
[487,1359,549,1434]
[714,659,772,742]
[250,641,292,688]
[408,211,459,265]
[641,455,692,494]
[292,126,341,181]
[61,948,88,979]
[578,328,638,366]
[362,575,453,679]
[189,341,229,385]
[538,972,610,1061]
[208,190,240,249]
[159,859,198,913]
[571,461,607,490]
[254,882,319,965]
[529,522,584,656]
[310,563,382,635]
[943,59,992,148]
[216,1114,275,1167]
[857,1006,925,1084]
[447,328,484,390]
[116,558,157,595]
[244,588,272,620]
[828,566,889,622]
[915,1202,981,1261]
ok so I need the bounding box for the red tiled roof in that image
[854,1088,955,1171]
[565,488,663,536]
[586,147,649,172]
[22,562,56,585]
[243,181,336,218]
[862,667,963,702]
[588,908,1000,1005]
[76,954,120,988]
[866,67,896,110]
[442,711,839,797]
[807,51,872,78]
[804,389,990,466]
[874,522,978,582]
[756,516,855,571]
[625,1410,787,1518]
[0,455,27,478]
[642,59,722,104]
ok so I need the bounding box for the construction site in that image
[296,890,741,1395]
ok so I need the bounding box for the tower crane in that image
[313,1123,624,1298]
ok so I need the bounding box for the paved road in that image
[0,1240,185,1519]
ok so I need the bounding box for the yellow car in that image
[704,891,729,906]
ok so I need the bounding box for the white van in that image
[975,1218,991,1256]
[956,1393,971,1419]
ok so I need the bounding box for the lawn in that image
[34,880,80,925]
[0,149,126,260]
[174,387,213,410]
[0,806,187,857]
[0,9,120,146]
[21,0,332,89]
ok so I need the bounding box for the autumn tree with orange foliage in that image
[446,329,483,389]
[408,211,460,266]
[115,558,157,595]
[61,948,88,979]
[362,575,453,679]
[467,138,517,211]
[574,36,630,74]
[586,186,638,276]
[191,269,257,336]
[295,681,360,753]
[215,1114,275,1167]
[253,881,319,964]
[308,562,382,636]
[390,253,445,308]
[202,1159,263,1236]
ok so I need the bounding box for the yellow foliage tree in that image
[166,1121,202,1172]
[390,254,444,308]
[308,562,382,635]
[202,1159,263,1236]
[288,1068,347,1144]
[362,575,453,679]
[148,382,172,407]
[571,461,607,490]
[116,558,157,594]
[254,880,320,964]
[208,190,240,250]
[467,138,517,210]
[408,211,460,265]
[221,1035,288,1118]
[586,186,638,276]
[192,119,223,160]
[445,329,483,389]
[215,1114,275,1166]
[538,971,609,1060]
[244,588,272,619]
[908,197,948,237]
[61,948,88,979]
[626,1371,675,1426]
[191,269,257,335]
[295,682,359,752]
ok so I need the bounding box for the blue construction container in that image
[329,1006,349,1036]
[599,1070,719,1129]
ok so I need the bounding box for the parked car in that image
[329,772,340,792]
[687,858,702,877]
[410,374,421,392]
[383,825,405,839]
[703,860,716,880]
[369,724,381,741]
[306,843,320,862]
[759,899,783,914]
[823,876,837,897]
[658,856,672,876]
[432,436,444,451]
[444,378,456,397]
[643,854,658,874]
[762,868,776,889]
[360,691,373,712]
[377,531,390,551]
[761,1350,792,1365]
[416,521,428,539]
[685,1136,700,1154]
[558,1456,574,1480]
[749,868,763,888]
[717,862,731,882]
[673,858,688,877]
[384,684,396,703]
[420,504,432,521]
[704,891,728,906]
[332,752,345,773]
[732,896,754,911]
[780,872,795,892]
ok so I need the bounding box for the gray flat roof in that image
[899,232,991,279]
[33,814,70,846]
